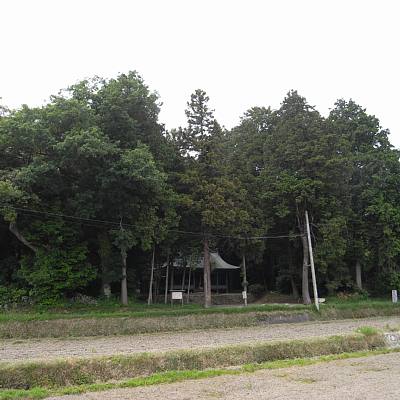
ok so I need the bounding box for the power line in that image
[1,204,303,241]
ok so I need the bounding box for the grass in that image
[0,310,308,339]
[0,332,386,389]
[356,326,380,336]
[0,301,308,323]
[0,347,398,400]
[1,297,399,339]
[0,297,396,323]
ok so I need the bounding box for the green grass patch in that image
[0,310,309,339]
[0,332,386,390]
[0,302,308,323]
[356,326,380,336]
[1,298,399,339]
[1,346,398,400]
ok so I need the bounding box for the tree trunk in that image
[121,250,128,305]
[203,237,212,308]
[356,260,362,290]
[164,261,169,304]
[170,265,174,292]
[242,254,248,306]
[288,245,300,300]
[98,231,112,298]
[301,234,311,305]
[290,275,300,300]
[9,221,37,253]
[181,267,186,291]
[147,246,155,305]
[187,267,192,303]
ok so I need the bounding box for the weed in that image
[356,326,380,336]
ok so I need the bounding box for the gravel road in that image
[2,316,400,363]
[47,351,400,400]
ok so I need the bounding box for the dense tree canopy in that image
[1,72,399,305]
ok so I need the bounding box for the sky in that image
[1,0,399,147]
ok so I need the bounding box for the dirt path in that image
[2,316,400,363]
[47,352,400,400]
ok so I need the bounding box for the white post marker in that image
[305,211,319,311]
[392,290,398,303]
[171,291,183,306]
[242,254,248,306]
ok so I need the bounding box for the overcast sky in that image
[1,0,399,147]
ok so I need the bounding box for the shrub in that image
[373,270,400,296]
[19,246,97,304]
[336,290,370,302]
[0,286,28,307]
[356,326,379,336]
[248,284,265,298]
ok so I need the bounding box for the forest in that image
[1,71,400,306]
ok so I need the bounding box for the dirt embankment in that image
[2,316,400,363]
[46,351,400,400]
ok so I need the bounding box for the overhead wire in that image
[0,204,304,241]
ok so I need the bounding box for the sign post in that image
[171,291,184,306]
[392,290,398,303]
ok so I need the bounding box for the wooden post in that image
[120,248,128,306]
[181,267,186,291]
[356,260,362,290]
[154,275,159,298]
[164,259,169,304]
[170,265,174,292]
[187,267,192,303]
[147,246,155,305]
[242,254,248,306]
[203,237,212,308]
[305,211,319,311]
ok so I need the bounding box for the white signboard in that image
[172,291,183,300]
[242,291,247,300]
[392,290,398,303]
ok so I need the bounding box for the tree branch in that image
[9,221,38,253]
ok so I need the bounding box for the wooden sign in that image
[172,291,183,300]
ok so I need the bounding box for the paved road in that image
[47,351,400,399]
[2,316,400,363]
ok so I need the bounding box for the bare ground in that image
[2,316,400,363]
[47,351,400,400]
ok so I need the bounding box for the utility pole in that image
[305,211,319,311]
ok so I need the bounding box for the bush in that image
[336,289,370,302]
[0,286,28,307]
[248,284,265,298]
[373,270,400,296]
[19,246,97,304]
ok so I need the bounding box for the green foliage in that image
[356,326,379,336]
[247,284,265,298]
[0,287,28,306]
[0,71,400,305]
[374,270,400,296]
[0,181,26,222]
[19,246,96,304]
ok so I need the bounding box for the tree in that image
[173,90,254,307]
[0,73,178,304]
[329,100,400,292]
[260,91,350,303]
